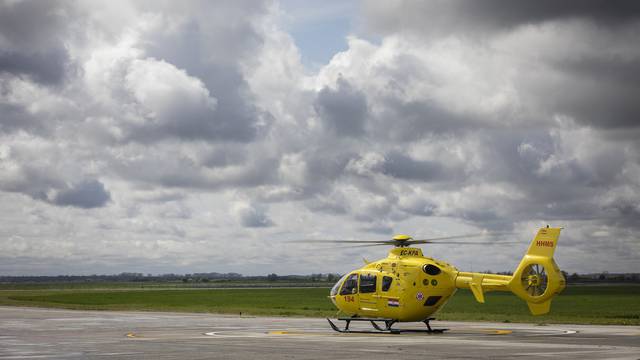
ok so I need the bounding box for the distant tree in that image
[599,273,606,280]
[267,273,278,281]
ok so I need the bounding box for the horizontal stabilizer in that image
[527,300,551,315]
[469,273,485,303]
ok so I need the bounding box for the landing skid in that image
[327,317,447,334]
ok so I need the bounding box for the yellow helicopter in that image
[303,226,565,333]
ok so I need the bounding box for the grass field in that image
[0,281,332,291]
[1,284,638,325]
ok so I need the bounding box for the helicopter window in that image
[423,264,441,276]
[330,274,349,297]
[340,273,359,295]
[424,296,442,306]
[359,273,377,293]
[381,276,393,291]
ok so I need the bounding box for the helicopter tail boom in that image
[455,227,565,315]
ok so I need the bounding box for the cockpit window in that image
[359,273,377,293]
[381,276,393,291]
[423,264,442,276]
[339,273,359,295]
[330,274,349,297]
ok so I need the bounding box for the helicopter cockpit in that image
[330,274,347,296]
[329,274,348,305]
[329,271,396,307]
[330,273,360,296]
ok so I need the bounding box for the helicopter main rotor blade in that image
[311,243,397,250]
[288,231,517,248]
[288,239,394,244]
[303,240,519,250]
[412,231,516,243]
[407,240,519,245]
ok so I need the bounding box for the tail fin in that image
[508,227,566,315]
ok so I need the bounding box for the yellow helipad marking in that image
[488,329,513,335]
[448,328,513,335]
[268,330,336,336]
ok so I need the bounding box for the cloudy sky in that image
[1,0,639,276]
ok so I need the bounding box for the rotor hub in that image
[392,234,413,247]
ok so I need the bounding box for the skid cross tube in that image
[326,317,447,334]
[327,317,400,334]
[369,320,397,331]
[422,318,447,333]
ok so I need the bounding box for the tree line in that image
[1,272,638,284]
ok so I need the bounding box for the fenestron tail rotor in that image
[521,263,548,297]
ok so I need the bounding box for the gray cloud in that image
[0,0,72,50]
[0,146,63,203]
[122,57,234,143]
[0,0,75,86]
[0,103,41,134]
[375,99,474,141]
[123,61,265,144]
[52,180,111,209]
[201,146,248,168]
[107,143,280,191]
[364,0,640,37]
[540,58,640,130]
[315,78,368,137]
[0,142,111,209]
[232,201,274,228]
[363,1,640,136]
[138,3,269,144]
[0,47,70,85]
[382,151,448,182]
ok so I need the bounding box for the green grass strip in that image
[1,285,638,325]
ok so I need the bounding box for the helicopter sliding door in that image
[358,271,380,313]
